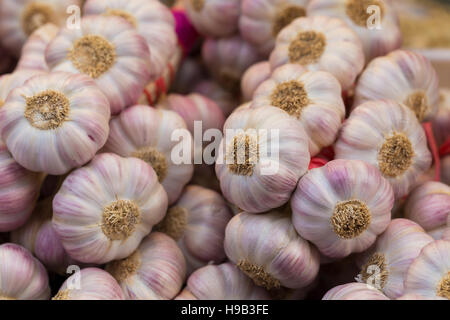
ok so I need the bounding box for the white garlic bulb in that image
[0,69,44,106]
[322,283,389,300]
[52,153,168,264]
[292,159,394,258]
[241,61,272,102]
[335,100,432,198]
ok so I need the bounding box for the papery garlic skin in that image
[405,182,450,240]
[185,0,240,37]
[0,0,81,56]
[432,88,450,146]
[0,72,111,175]
[240,0,310,56]
[404,240,450,300]
[53,268,125,300]
[156,185,233,275]
[357,219,434,299]
[292,159,394,258]
[103,105,194,205]
[335,100,432,198]
[176,263,271,300]
[52,153,168,264]
[46,15,151,115]
[193,80,237,117]
[16,23,59,71]
[0,69,45,105]
[353,50,440,122]
[252,64,345,156]
[322,283,389,300]
[225,211,320,290]
[241,61,272,102]
[307,0,402,62]
[269,15,365,91]
[106,232,185,300]
[84,0,177,81]
[0,243,50,300]
[215,106,310,213]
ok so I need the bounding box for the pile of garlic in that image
[0,0,448,301]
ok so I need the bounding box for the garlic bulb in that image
[269,15,365,91]
[291,159,394,258]
[45,15,151,115]
[241,61,272,102]
[0,243,50,300]
[444,216,450,241]
[405,182,450,240]
[202,35,262,94]
[84,0,177,81]
[106,232,185,300]
[322,283,389,300]
[240,0,310,56]
[215,106,310,213]
[307,0,402,61]
[0,0,81,56]
[397,293,441,300]
[53,267,125,300]
[185,0,240,37]
[103,105,194,205]
[252,64,345,156]
[176,263,271,300]
[432,88,450,146]
[0,69,44,109]
[353,50,440,122]
[52,153,168,264]
[225,211,320,290]
[404,240,450,300]
[16,23,59,71]
[356,219,433,299]
[335,100,432,198]
[155,185,233,274]
[193,80,237,117]
[0,72,111,175]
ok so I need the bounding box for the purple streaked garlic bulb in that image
[291,159,394,258]
[322,283,389,300]
[185,0,240,37]
[193,79,237,117]
[307,0,402,62]
[176,263,271,300]
[405,182,450,240]
[0,72,111,175]
[215,106,310,213]
[45,15,151,115]
[84,0,177,81]
[0,0,81,56]
[106,232,186,300]
[269,15,365,91]
[16,23,59,71]
[155,185,233,275]
[103,105,194,205]
[335,100,432,198]
[0,69,44,107]
[240,0,310,56]
[404,240,450,300]
[0,243,50,300]
[241,61,272,102]
[356,219,434,299]
[202,35,262,94]
[225,211,320,290]
[353,50,440,122]
[432,88,450,146]
[252,64,345,156]
[52,153,168,264]
[53,268,125,300]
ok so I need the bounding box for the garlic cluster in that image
[335,100,432,198]
[53,268,125,300]
[322,283,389,300]
[252,63,345,156]
[103,105,194,204]
[269,15,365,91]
[292,159,394,258]
[156,185,233,274]
[225,211,320,290]
[176,263,271,300]
[241,61,272,102]
[52,153,168,264]
[106,232,186,300]
[0,72,111,175]
[353,50,440,122]
[0,243,50,300]
[194,80,237,117]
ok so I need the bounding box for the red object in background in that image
[308,146,335,170]
[440,137,450,157]
[423,122,441,181]
[172,9,200,57]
